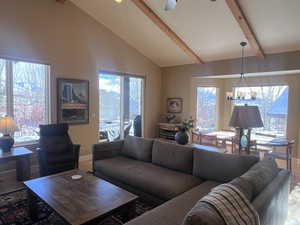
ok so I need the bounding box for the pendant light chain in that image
[226,41,257,101]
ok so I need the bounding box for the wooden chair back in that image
[199,134,218,146]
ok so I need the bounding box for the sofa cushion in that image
[125,181,220,225]
[94,156,202,200]
[121,136,153,162]
[193,149,259,183]
[152,140,194,174]
[239,157,280,198]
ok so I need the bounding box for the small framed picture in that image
[57,78,89,124]
[167,98,183,113]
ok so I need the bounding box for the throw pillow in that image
[121,136,154,162]
[152,140,194,174]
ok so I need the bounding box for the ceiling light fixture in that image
[226,42,257,101]
[165,0,179,11]
[115,0,123,3]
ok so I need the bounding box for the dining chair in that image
[200,134,227,149]
[266,140,295,172]
[199,134,217,146]
[38,124,80,177]
[192,130,201,144]
[192,131,227,153]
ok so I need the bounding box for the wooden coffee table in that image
[24,170,138,225]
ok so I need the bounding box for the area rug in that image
[285,183,300,225]
[0,189,156,225]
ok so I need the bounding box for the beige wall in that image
[0,0,162,155]
[163,67,300,158]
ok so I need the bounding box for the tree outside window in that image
[196,87,217,131]
[0,59,50,143]
[234,86,288,137]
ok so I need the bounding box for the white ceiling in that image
[70,0,300,67]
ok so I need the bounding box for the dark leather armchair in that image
[38,124,80,176]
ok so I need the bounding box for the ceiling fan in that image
[165,0,180,11]
[113,0,180,11]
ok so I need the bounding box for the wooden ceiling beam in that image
[131,0,204,64]
[225,0,265,59]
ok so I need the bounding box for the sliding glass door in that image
[99,73,144,141]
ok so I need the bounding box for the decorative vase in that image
[175,130,189,145]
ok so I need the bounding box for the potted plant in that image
[175,118,195,145]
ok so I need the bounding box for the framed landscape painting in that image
[57,78,89,124]
[167,98,183,113]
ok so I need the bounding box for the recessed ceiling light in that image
[115,0,123,3]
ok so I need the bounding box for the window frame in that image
[99,70,145,141]
[232,85,289,137]
[196,86,219,131]
[0,58,51,145]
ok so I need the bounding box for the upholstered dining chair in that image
[38,124,80,177]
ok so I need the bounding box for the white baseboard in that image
[79,154,92,162]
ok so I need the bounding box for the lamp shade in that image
[229,105,264,129]
[0,116,19,135]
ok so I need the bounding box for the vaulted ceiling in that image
[70,0,300,67]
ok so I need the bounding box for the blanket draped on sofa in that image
[200,184,260,225]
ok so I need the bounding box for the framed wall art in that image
[167,98,183,113]
[57,78,89,124]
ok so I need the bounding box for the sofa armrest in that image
[93,140,124,162]
[252,169,291,225]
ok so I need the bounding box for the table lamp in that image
[0,116,18,152]
[229,105,264,154]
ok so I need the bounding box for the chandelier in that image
[226,42,257,101]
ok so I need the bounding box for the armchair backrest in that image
[38,124,79,176]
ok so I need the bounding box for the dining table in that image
[194,130,291,151]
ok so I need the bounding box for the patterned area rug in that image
[0,189,155,225]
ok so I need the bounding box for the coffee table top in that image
[24,170,138,225]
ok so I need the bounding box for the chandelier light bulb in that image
[251,91,257,100]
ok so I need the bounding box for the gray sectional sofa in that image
[93,136,291,225]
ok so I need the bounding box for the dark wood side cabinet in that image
[0,147,33,181]
[158,123,180,141]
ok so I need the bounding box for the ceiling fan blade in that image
[165,0,178,11]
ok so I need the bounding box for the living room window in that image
[99,72,144,141]
[196,87,217,131]
[0,58,50,143]
[234,85,289,137]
